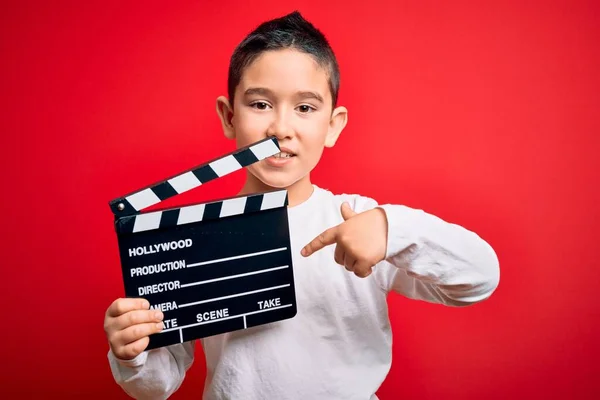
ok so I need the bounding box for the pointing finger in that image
[302,227,337,257]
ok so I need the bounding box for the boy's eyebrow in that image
[244,87,273,97]
[244,87,324,103]
[296,91,324,103]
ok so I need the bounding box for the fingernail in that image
[301,248,307,256]
[154,311,163,320]
[156,322,163,330]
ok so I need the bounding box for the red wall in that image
[2,1,598,398]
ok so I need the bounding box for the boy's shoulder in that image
[313,185,380,213]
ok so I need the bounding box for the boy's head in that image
[216,11,348,195]
[227,11,340,110]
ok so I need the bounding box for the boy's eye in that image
[297,105,314,113]
[250,101,270,110]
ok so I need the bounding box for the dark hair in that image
[227,11,340,109]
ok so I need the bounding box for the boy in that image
[104,11,499,400]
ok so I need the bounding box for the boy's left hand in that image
[301,202,388,278]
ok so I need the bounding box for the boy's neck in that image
[238,173,314,208]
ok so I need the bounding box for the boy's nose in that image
[267,115,295,139]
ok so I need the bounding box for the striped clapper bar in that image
[108,137,297,350]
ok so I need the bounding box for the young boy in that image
[104,11,500,400]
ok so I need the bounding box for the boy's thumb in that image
[340,202,357,221]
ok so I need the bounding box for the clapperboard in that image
[108,137,297,350]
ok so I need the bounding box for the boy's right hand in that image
[104,298,164,360]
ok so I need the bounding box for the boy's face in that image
[217,49,347,191]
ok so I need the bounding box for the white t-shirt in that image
[108,185,499,399]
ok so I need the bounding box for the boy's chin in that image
[249,170,301,191]
[255,176,295,190]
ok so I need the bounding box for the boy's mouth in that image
[272,152,295,159]
[265,148,296,167]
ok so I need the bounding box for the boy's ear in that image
[325,106,348,147]
[216,96,235,140]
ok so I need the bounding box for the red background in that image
[1,0,599,398]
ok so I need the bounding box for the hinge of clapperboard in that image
[108,137,287,230]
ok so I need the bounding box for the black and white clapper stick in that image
[108,137,297,350]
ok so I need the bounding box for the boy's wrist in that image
[109,348,148,368]
[377,204,419,262]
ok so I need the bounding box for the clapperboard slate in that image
[108,137,297,350]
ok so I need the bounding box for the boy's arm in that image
[108,341,195,399]
[301,194,500,306]
[375,203,500,306]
